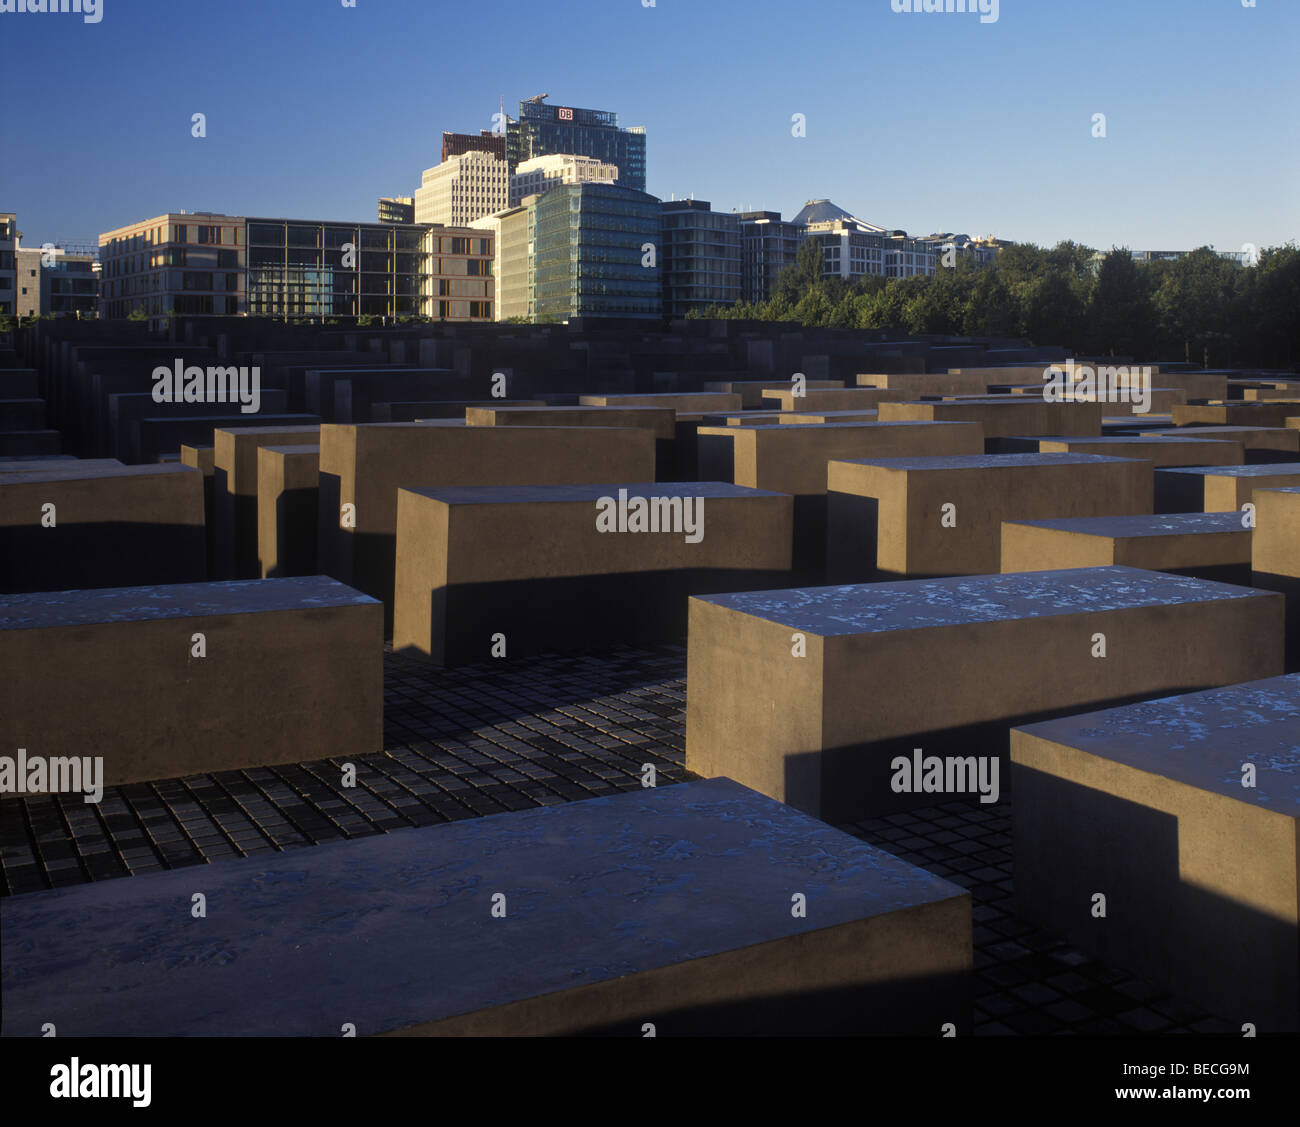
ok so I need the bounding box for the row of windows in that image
[246,224,429,252]
[182,272,241,292]
[104,224,240,256]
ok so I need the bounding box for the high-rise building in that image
[413,149,510,228]
[441,129,506,163]
[507,97,646,192]
[660,200,742,318]
[509,154,618,208]
[514,183,661,321]
[0,213,18,316]
[378,197,415,225]
[737,210,803,303]
[98,212,493,325]
[495,202,533,321]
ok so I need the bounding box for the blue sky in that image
[1,0,1296,253]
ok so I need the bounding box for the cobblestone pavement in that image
[0,642,1234,1036]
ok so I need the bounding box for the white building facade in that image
[508,154,618,208]
[413,150,510,228]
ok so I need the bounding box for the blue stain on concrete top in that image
[1007,512,1247,538]
[831,453,1139,472]
[694,567,1270,635]
[742,420,980,432]
[0,464,199,484]
[1035,436,1236,445]
[401,483,787,505]
[1141,426,1289,435]
[474,405,670,414]
[1157,463,1300,478]
[0,778,966,1037]
[0,576,379,631]
[260,444,320,456]
[1014,674,1300,810]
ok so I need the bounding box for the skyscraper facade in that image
[507,98,646,192]
[530,183,661,321]
[413,150,510,228]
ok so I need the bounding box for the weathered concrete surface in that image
[0,576,382,788]
[761,388,905,412]
[578,392,742,413]
[826,453,1152,582]
[705,379,843,409]
[257,444,321,578]
[877,399,1108,441]
[1140,425,1300,460]
[1252,486,1300,672]
[1154,463,1300,514]
[0,463,206,592]
[1011,674,1300,1031]
[1002,512,1252,585]
[0,778,972,1037]
[317,423,656,626]
[213,425,322,580]
[686,567,1283,821]
[991,434,1243,468]
[393,482,792,664]
[700,421,984,579]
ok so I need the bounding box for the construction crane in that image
[522,93,549,104]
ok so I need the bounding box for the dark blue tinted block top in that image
[693,566,1271,636]
[261,444,321,456]
[1156,463,1300,478]
[744,420,978,432]
[1142,426,1290,435]
[400,482,786,505]
[0,576,378,631]
[1007,512,1247,538]
[1039,436,1236,445]
[832,453,1139,472]
[0,778,967,1037]
[0,464,198,485]
[479,405,669,415]
[1014,674,1300,810]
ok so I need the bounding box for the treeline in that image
[691,240,1300,370]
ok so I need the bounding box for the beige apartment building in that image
[99,212,493,326]
[413,150,510,228]
[508,154,618,208]
[0,213,19,316]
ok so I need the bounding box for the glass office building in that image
[246,219,429,319]
[245,220,492,321]
[507,99,646,192]
[100,213,493,325]
[531,183,661,321]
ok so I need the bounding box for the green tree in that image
[962,270,1017,337]
[1021,270,1086,349]
[1086,249,1154,357]
[1150,247,1241,367]
[771,239,825,307]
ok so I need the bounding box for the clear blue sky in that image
[1,0,1295,253]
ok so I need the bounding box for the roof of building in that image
[791,199,888,233]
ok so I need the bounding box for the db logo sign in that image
[557,107,574,121]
